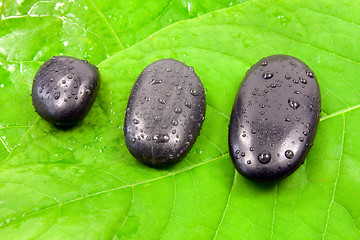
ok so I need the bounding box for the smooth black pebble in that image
[32,56,100,125]
[124,59,206,167]
[229,55,321,182]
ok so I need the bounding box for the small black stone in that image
[228,55,321,182]
[31,56,100,125]
[124,59,206,167]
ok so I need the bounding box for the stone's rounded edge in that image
[228,54,321,182]
[124,58,206,168]
[31,56,101,126]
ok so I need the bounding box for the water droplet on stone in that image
[153,134,170,143]
[151,78,162,85]
[258,152,271,164]
[158,98,166,104]
[190,89,198,96]
[54,92,60,100]
[262,72,273,79]
[288,98,300,110]
[133,119,139,124]
[174,108,182,114]
[285,150,294,159]
[300,78,307,84]
[306,71,314,78]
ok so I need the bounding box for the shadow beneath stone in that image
[241,175,278,192]
[54,123,79,131]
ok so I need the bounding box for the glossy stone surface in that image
[229,55,321,182]
[32,56,100,125]
[124,59,206,167]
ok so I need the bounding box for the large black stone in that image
[229,55,321,182]
[124,59,206,167]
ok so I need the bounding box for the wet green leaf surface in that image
[1,0,360,239]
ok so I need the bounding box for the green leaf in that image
[1,0,360,239]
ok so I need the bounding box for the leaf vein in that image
[202,134,224,155]
[88,0,124,49]
[137,0,175,34]
[0,136,11,153]
[207,103,230,120]
[322,114,345,240]
[320,104,360,121]
[307,7,360,30]
[335,200,360,233]
[213,170,236,239]
[269,183,278,240]
[34,206,61,239]
[160,175,176,239]
[318,81,350,108]
[112,186,134,239]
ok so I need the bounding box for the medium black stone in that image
[229,55,321,182]
[31,56,100,125]
[124,59,206,167]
